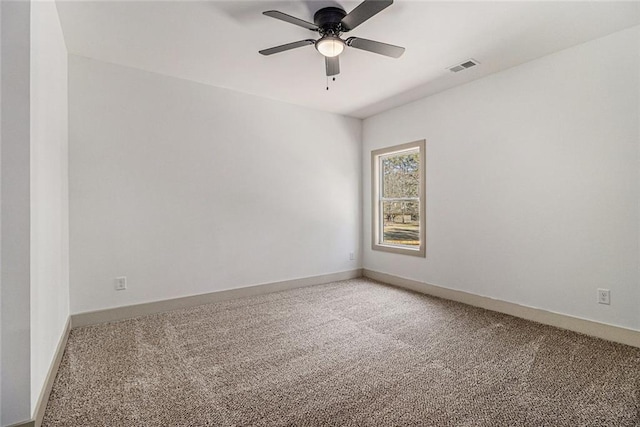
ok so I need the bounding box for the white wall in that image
[1,1,32,425]
[30,0,69,413]
[69,56,361,314]
[363,26,640,331]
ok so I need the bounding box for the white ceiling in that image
[56,1,640,118]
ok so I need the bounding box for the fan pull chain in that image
[326,76,337,91]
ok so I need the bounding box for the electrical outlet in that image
[597,288,610,305]
[349,252,355,260]
[115,276,127,291]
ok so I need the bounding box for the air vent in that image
[448,58,480,73]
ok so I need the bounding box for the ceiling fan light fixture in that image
[315,36,345,57]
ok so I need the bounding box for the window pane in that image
[382,151,419,198]
[382,200,420,246]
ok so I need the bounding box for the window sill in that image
[372,243,426,258]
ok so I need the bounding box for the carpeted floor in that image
[44,278,640,426]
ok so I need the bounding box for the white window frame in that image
[371,140,426,257]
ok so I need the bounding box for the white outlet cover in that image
[597,288,610,305]
[115,276,127,291]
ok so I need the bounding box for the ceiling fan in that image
[259,0,405,77]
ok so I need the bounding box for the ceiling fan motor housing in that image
[313,7,347,35]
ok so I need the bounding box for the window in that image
[371,140,426,257]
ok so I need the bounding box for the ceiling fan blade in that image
[345,37,405,58]
[263,10,318,31]
[325,56,340,76]
[259,39,315,56]
[340,0,393,31]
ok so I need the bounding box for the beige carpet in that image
[44,278,640,426]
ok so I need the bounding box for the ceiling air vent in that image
[448,59,480,73]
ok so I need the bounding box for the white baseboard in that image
[363,269,640,348]
[11,317,72,427]
[71,269,363,328]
